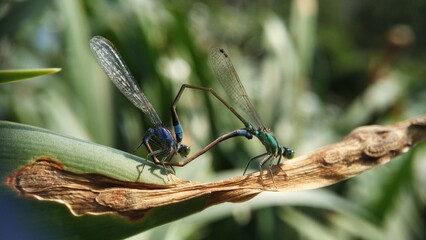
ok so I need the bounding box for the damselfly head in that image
[177,143,190,157]
[283,147,294,159]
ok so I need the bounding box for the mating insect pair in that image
[90,36,294,184]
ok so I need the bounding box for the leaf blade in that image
[0,68,61,83]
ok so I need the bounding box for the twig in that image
[6,115,426,220]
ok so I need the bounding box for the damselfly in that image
[90,36,190,172]
[164,48,294,184]
[90,36,253,173]
[210,48,294,182]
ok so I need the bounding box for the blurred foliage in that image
[1,0,425,239]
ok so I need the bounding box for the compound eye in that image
[284,149,295,159]
[178,145,190,157]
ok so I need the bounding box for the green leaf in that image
[0,68,61,83]
[0,120,173,185]
[0,121,212,239]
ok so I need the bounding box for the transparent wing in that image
[90,36,162,126]
[209,48,265,129]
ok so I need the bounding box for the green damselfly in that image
[165,48,294,184]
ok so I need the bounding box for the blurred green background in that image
[1,0,426,239]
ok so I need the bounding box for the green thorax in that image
[246,123,280,155]
[257,130,279,155]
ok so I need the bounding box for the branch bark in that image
[6,115,426,220]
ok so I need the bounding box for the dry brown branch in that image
[6,115,426,220]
